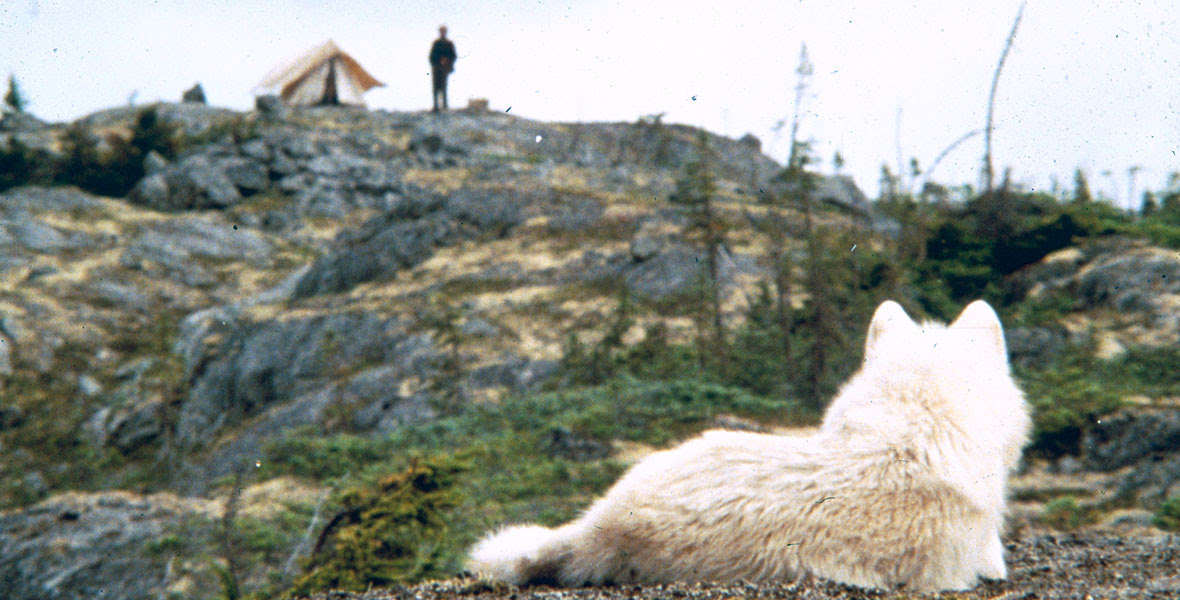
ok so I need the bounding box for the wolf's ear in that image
[865,301,916,356]
[950,300,1007,360]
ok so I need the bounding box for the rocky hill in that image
[1,102,1178,600]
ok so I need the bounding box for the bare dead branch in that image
[983,1,1026,194]
[919,128,987,191]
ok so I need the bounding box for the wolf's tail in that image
[466,524,573,585]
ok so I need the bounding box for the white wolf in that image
[468,300,1030,593]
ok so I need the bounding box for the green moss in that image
[284,459,464,595]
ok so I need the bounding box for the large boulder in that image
[1006,326,1067,369]
[624,244,706,300]
[0,491,218,600]
[0,185,107,213]
[0,111,47,133]
[175,312,412,447]
[129,150,270,212]
[1076,246,1180,312]
[444,187,528,236]
[813,174,872,215]
[622,242,747,302]
[0,187,112,254]
[180,83,206,104]
[293,214,453,298]
[84,359,169,454]
[292,187,531,298]
[254,94,287,120]
[1012,242,1180,347]
[119,213,274,290]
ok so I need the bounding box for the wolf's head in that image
[823,300,1031,488]
[863,300,1008,370]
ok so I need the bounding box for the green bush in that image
[903,190,1124,319]
[263,377,802,479]
[0,137,55,192]
[992,212,1088,274]
[1018,362,1123,459]
[45,106,180,197]
[1103,346,1180,398]
[1006,289,1077,328]
[1153,495,1180,531]
[728,284,792,397]
[285,459,463,595]
[144,534,187,556]
[1011,335,1180,462]
[1041,496,1091,531]
[1129,219,1180,249]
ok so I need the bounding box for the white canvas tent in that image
[256,40,384,107]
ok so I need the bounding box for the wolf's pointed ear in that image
[866,301,916,355]
[951,300,1007,360]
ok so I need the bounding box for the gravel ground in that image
[304,530,1179,600]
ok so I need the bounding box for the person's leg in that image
[432,70,442,112]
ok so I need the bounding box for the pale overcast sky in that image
[2,0,1177,205]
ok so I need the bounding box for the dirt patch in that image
[305,529,1179,600]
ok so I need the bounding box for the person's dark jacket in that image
[430,39,457,73]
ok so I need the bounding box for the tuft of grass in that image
[144,534,188,556]
[1154,495,1180,531]
[1011,486,1097,504]
[1041,496,1096,531]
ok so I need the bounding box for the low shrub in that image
[1101,346,1180,398]
[1019,362,1123,458]
[285,459,463,595]
[1041,496,1094,531]
[1153,495,1180,531]
[0,137,55,192]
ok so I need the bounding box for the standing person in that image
[429,25,457,112]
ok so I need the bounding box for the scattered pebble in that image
[305,530,1180,600]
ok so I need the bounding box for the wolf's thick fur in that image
[468,300,1030,592]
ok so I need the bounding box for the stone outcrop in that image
[1010,241,1180,349]
[0,491,217,600]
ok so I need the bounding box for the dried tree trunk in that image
[984,2,1026,194]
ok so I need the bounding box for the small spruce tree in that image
[560,284,635,385]
[4,74,25,113]
[670,132,728,373]
[1140,191,1158,218]
[1071,168,1093,205]
[420,295,467,416]
[779,141,839,408]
